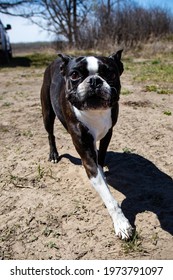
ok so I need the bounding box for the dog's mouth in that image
[68,96,108,110]
[86,89,110,102]
[84,94,110,109]
[67,87,119,110]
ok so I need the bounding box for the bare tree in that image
[91,0,173,49]
[0,0,28,11]
[0,1,39,17]
[30,0,91,47]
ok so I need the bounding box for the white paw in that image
[113,214,133,240]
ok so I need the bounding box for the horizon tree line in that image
[0,0,173,49]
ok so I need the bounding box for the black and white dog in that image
[41,51,133,239]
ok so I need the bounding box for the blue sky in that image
[136,0,173,10]
[0,0,173,43]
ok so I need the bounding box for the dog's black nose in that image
[90,76,103,89]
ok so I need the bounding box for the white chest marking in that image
[86,57,99,75]
[73,107,112,142]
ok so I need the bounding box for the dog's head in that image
[58,51,123,110]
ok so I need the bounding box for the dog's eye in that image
[110,72,116,80]
[106,71,116,81]
[70,71,80,81]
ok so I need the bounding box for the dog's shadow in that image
[59,153,81,165]
[60,151,173,236]
[105,151,173,236]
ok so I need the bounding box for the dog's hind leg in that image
[40,68,59,163]
[44,107,59,163]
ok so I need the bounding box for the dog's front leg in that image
[98,128,112,167]
[90,166,133,239]
[72,127,133,239]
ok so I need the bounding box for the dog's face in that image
[59,51,123,110]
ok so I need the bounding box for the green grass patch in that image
[145,85,171,94]
[121,88,132,95]
[25,51,102,67]
[124,53,173,94]
[145,85,158,92]
[43,227,53,237]
[46,241,59,250]
[157,89,171,94]
[26,53,58,67]
[151,59,161,65]
[2,102,13,107]
[121,230,144,254]
[163,110,172,116]
[134,62,173,84]
[123,147,135,154]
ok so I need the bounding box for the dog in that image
[40,51,133,239]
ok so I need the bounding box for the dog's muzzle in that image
[77,75,111,100]
[66,75,119,110]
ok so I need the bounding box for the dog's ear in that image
[109,49,124,75]
[58,53,71,63]
[58,53,72,76]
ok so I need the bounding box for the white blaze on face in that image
[86,57,99,75]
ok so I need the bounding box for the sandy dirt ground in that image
[0,56,173,260]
